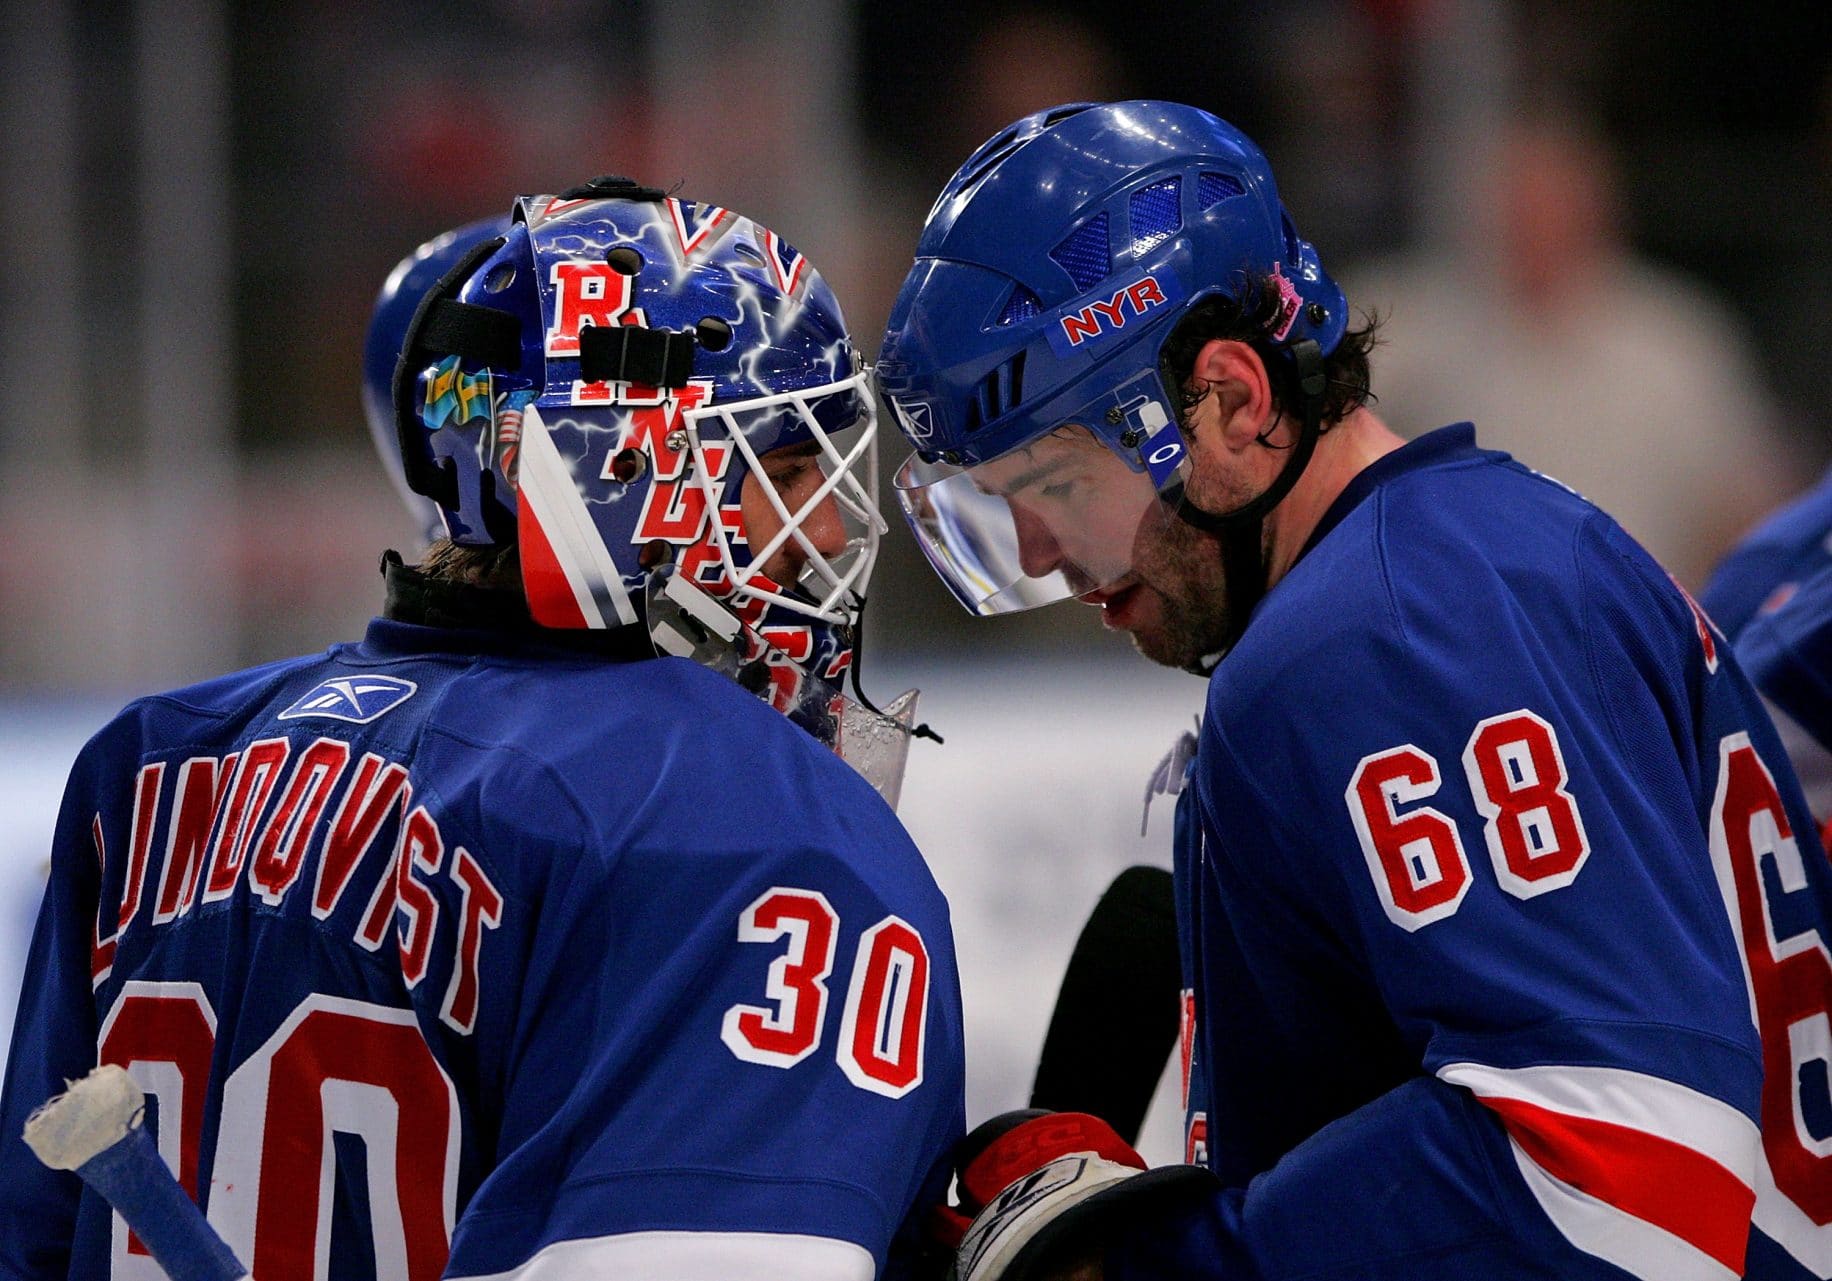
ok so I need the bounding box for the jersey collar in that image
[1295,423,1485,564]
[362,551,655,663]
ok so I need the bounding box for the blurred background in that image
[3,0,1832,1157]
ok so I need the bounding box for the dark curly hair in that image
[1157,272,1380,433]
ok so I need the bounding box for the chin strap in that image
[1163,339,1326,671]
[846,592,944,744]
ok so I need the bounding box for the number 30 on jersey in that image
[720,886,932,1099]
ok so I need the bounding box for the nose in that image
[768,471,848,584]
[798,488,848,562]
[1011,502,1065,579]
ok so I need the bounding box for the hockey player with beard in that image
[877,102,1831,1281]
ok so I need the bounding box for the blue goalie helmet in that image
[364,215,514,548]
[390,178,915,800]
[877,101,1347,616]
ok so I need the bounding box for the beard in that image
[1120,502,1240,671]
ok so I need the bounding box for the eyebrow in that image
[763,440,824,463]
[980,454,1070,498]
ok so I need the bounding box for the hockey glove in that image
[932,1110,1215,1281]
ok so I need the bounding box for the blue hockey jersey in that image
[1732,567,1832,792]
[1702,465,1832,644]
[0,604,964,1280]
[1111,427,1832,1280]
[1701,466,1832,832]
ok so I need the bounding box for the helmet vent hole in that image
[1197,172,1246,209]
[976,378,998,427]
[696,316,733,350]
[998,352,1026,413]
[1040,103,1094,129]
[1129,177,1182,256]
[955,106,1098,202]
[994,284,1044,327]
[609,447,647,484]
[970,353,1026,428]
[606,246,643,275]
[483,262,517,293]
[961,393,983,435]
[1050,211,1110,292]
[954,128,1025,197]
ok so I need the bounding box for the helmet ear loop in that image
[1166,339,1327,669]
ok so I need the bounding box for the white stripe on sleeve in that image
[450,1229,876,1281]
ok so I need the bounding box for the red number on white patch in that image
[721,887,839,1067]
[1710,734,1832,1250]
[1462,710,1591,897]
[96,988,456,1280]
[213,997,456,1280]
[98,981,215,1267]
[1348,711,1591,929]
[723,889,935,1096]
[1346,745,1473,931]
[837,918,930,1098]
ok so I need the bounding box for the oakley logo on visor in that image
[279,675,419,724]
[1114,395,1186,486]
[1048,273,1181,357]
[1142,427,1185,484]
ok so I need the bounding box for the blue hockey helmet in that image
[389,179,917,800]
[391,177,880,632]
[364,215,513,547]
[877,101,1346,616]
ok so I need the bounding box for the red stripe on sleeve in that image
[1476,1094,1753,1273]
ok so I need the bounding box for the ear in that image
[1186,338,1275,452]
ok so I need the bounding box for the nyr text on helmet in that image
[1045,273,1182,358]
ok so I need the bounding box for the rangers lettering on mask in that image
[546,261,636,358]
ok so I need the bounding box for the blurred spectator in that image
[1350,109,1803,587]
[952,7,1126,164]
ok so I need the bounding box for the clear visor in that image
[683,368,884,626]
[893,372,1186,616]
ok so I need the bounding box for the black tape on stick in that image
[1029,865,1181,1145]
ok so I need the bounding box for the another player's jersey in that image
[1726,565,1832,830]
[1113,427,1832,1281]
[1702,463,1832,642]
[0,613,964,1281]
[1702,466,1832,831]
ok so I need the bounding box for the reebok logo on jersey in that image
[278,675,418,724]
